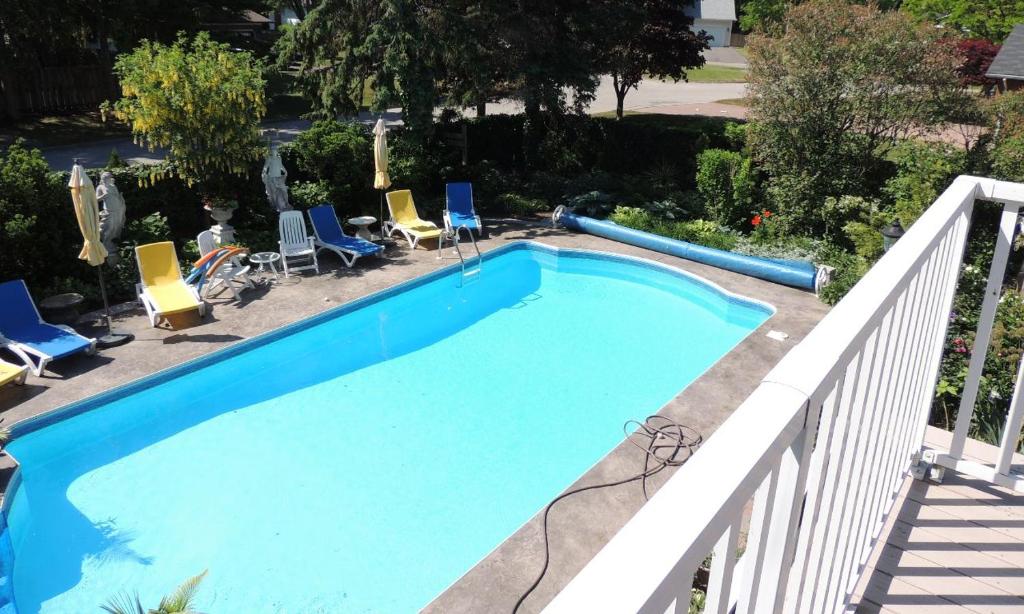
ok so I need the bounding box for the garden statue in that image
[262,144,291,212]
[96,171,126,264]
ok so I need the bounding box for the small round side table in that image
[347,216,377,241]
[249,252,282,282]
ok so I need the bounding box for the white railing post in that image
[996,355,1024,475]
[949,203,1019,459]
[704,519,741,614]
[735,470,780,614]
[757,398,818,614]
[909,211,972,462]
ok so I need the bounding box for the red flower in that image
[752,214,762,227]
[763,210,773,218]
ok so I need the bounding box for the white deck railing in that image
[545,176,1024,614]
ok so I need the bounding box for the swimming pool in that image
[2,242,772,613]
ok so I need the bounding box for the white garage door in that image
[704,26,729,47]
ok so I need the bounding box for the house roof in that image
[683,0,737,22]
[988,24,1024,80]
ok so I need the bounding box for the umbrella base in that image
[96,330,134,349]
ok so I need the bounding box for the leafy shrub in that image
[286,120,373,206]
[496,193,547,217]
[609,206,738,251]
[696,149,749,229]
[564,191,615,218]
[883,141,966,226]
[660,219,739,251]
[816,244,862,306]
[609,206,654,229]
[290,180,333,209]
[0,140,76,297]
[723,121,748,150]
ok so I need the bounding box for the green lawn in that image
[686,65,748,83]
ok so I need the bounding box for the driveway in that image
[484,78,747,116]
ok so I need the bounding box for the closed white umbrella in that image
[69,160,133,347]
[373,119,391,242]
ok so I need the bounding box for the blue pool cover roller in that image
[553,207,823,292]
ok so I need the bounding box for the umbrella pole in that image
[94,264,134,348]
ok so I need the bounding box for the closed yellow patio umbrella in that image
[69,164,107,266]
[373,119,391,242]
[69,160,132,347]
[373,118,391,190]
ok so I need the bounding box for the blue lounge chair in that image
[307,204,385,268]
[0,280,96,376]
[445,183,484,237]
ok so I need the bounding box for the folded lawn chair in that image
[197,230,254,299]
[0,279,97,376]
[384,190,442,250]
[135,241,206,328]
[444,182,484,237]
[279,210,320,277]
[308,204,384,268]
[0,360,27,388]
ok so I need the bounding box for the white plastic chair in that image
[278,211,319,277]
[197,230,254,299]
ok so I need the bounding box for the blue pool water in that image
[4,243,771,613]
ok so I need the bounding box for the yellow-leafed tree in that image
[102,32,266,195]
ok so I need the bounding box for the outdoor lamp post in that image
[881,220,905,252]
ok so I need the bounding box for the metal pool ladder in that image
[449,225,482,286]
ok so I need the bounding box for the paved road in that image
[41,78,747,169]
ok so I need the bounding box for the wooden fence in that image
[0,64,118,120]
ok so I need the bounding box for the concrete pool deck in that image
[0,219,829,612]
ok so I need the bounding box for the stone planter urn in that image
[205,199,238,245]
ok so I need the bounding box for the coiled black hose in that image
[512,415,702,613]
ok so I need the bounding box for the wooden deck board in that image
[852,472,1024,614]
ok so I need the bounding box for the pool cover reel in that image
[553,207,827,292]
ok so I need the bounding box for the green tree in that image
[902,0,1024,42]
[102,32,267,193]
[985,90,1024,182]
[746,1,966,234]
[602,0,709,120]
[738,0,788,32]
[276,0,439,142]
[738,0,905,33]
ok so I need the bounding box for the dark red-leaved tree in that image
[601,0,710,119]
[957,38,1000,93]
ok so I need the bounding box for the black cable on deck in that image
[512,415,702,613]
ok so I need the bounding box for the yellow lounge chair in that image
[384,190,443,250]
[135,241,206,328]
[0,360,27,388]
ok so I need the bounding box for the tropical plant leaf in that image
[100,591,145,614]
[154,570,207,613]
